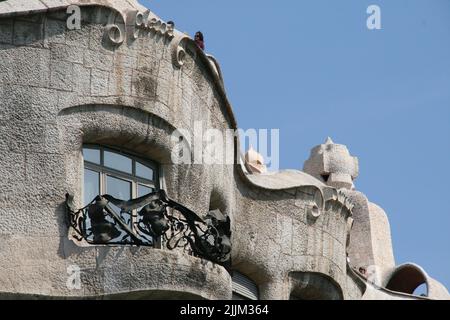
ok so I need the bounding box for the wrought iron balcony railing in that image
[65,190,231,269]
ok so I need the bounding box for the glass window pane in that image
[138,184,153,197]
[106,175,131,202]
[83,148,100,164]
[136,162,154,180]
[84,169,99,206]
[104,150,132,174]
[106,175,132,224]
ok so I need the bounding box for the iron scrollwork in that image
[65,190,231,268]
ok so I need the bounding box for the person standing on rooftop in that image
[194,31,205,50]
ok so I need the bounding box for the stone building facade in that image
[0,0,448,300]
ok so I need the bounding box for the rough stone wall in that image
[232,179,353,299]
[343,270,365,300]
[368,202,396,282]
[342,190,395,285]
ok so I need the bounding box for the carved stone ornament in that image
[104,10,175,46]
[171,34,198,68]
[296,186,354,220]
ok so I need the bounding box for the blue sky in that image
[144,0,450,290]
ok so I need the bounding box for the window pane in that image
[104,150,132,174]
[136,162,154,180]
[83,148,100,164]
[137,185,154,221]
[106,175,132,226]
[84,169,99,206]
[138,184,153,197]
[106,175,131,201]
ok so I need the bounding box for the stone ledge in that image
[0,248,232,300]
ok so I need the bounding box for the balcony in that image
[65,190,231,270]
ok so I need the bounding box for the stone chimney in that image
[303,137,359,190]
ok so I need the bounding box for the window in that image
[232,271,259,300]
[82,145,159,245]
